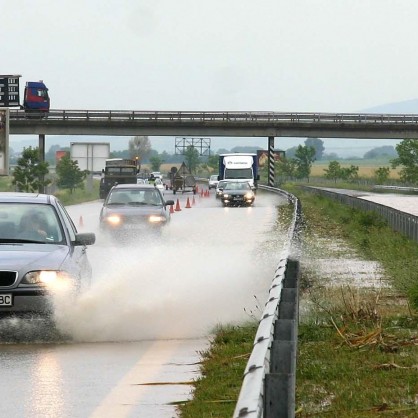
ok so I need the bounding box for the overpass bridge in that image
[9,108,418,138]
[8,109,418,186]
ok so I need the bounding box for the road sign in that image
[175,137,211,156]
[0,109,10,175]
[0,75,21,108]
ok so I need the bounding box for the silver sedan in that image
[0,192,96,317]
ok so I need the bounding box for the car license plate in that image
[0,294,12,306]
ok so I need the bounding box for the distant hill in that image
[361,98,418,114]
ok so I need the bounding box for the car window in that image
[141,190,162,205]
[56,201,77,242]
[109,189,163,205]
[108,191,131,204]
[0,203,64,243]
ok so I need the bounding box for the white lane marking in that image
[89,340,180,418]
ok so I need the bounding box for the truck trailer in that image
[218,153,259,189]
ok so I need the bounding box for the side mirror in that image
[165,200,175,206]
[74,232,96,246]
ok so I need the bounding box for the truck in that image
[218,153,259,189]
[23,81,50,113]
[99,158,138,199]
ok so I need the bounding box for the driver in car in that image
[18,211,49,241]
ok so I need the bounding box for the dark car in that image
[0,192,96,317]
[220,181,256,207]
[99,184,175,240]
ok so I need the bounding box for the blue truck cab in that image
[23,81,50,112]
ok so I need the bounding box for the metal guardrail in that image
[233,185,302,418]
[9,109,418,125]
[302,186,418,243]
[372,185,418,193]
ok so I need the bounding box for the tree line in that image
[275,137,418,184]
[10,135,418,193]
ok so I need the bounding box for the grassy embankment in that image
[178,183,418,418]
[0,176,100,205]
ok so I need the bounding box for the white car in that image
[151,172,163,180]
[154,178,165,194]
[208,174,219,189]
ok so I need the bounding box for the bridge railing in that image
[9,109,418,125]
[233,185,302,418]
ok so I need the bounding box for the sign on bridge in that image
[0,75,21,108]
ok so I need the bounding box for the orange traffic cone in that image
[79,216,84,227]
[169,204,175,214]
[200,189,204,197]
[185,197,191,208]
[175,199,182,211]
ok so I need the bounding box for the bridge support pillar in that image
[268,136,275,187]
[38,134,45,193]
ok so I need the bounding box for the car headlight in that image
[21,271,76,291]
[245,192,254,199]
[223,194,229,198]
[105,215,122,225]
[149,215,166,223]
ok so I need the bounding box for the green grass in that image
[178,323,257,417]
[0,176,15,191]
[297,318,418,417]
[53,179,101,205]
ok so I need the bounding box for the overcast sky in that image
[3,0,418,154]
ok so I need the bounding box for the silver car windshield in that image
[107,189,163,206]
[0,203,64,243]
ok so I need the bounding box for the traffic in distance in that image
[0,180,255,318]
[0,151,260,319]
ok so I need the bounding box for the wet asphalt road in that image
[0,188,288,418]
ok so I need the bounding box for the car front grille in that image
[0,271,18,287]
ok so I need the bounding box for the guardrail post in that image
[264,259,299,418]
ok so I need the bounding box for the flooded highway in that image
[0,189,288,418]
